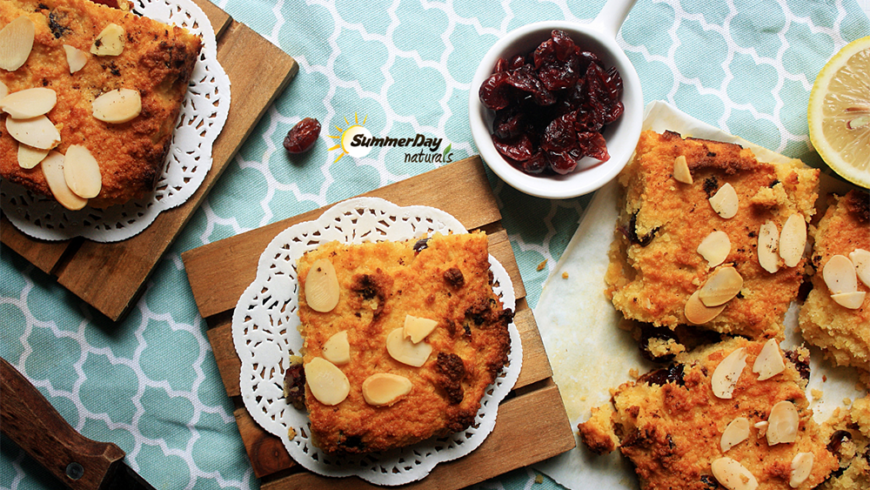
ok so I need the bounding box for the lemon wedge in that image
[808,36,870,188]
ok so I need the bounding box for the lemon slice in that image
[808,36,870,188]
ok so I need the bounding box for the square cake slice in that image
[292,232,513,454]
[605,130,820,338]
[579,338,839,490]
[799,190,870,372]
[0,0,202,208]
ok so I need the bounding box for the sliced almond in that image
[0,81,8,99]
[752,338,785,381]
[362,373,412,406]
[386,327,432,367]
[709,183,739,219]
[6,115,61,150]
[720,417,750,452]
[92,88,141,124]
[789,452,814,488]
[321,330,350,365]
[779,214,806,268]
[698,231,730,267]
[63,145,102,198]
[754,421,768,438]
[673,155,693,184]
[304,357,349,406]
[823,255,858,295]
[850,249,870,288]
[0,87,56,118]
[90,23,125,56]
[0,16,35,71]
[403,315,438,343]
[831,291,866,309]
[711,457,758,490]
[17,143,48,169]
[40,151,88,211]
[767,400,799,445]
[685,290,727,324]
[712,347,747,399]
[63,44,88,73]
[757,221,780,273]
[699,267,743,307]
[304,259,339,313]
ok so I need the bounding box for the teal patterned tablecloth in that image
[2,1,868,489]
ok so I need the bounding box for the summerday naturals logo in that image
[329,114,454,164]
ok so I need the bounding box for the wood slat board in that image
[0,0,298,322]
[182,156,576,489]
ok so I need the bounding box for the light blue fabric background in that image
[2,1,868,489]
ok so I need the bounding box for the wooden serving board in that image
[182,156,576,489]
[0,0,298,322]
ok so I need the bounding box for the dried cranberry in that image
[284,118,321,153]
[479,71,512,110]
[493,57,508,74]
[509,54,526,70]
[505,65,555,106]
[493,107,526,140]
[493,133,534,162]
[522,151,547,174]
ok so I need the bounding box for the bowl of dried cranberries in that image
[469,3,643,199]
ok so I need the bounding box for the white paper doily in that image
[232,197,522,486]
[0,0,230,243]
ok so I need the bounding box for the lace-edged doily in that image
[0,0,230,243]
[232,197,522,486]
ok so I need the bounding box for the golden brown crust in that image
[296,232,512,454]
[819,396,870,490]
[605,130,820,338]
[0,0,202,208]
[579,338,839,490]
[799,190,870,371]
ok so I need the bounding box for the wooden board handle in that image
[0,357,126,490]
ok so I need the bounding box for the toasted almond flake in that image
[709,183,739,219]
[63,44,88,73]
[386,327,432,367]
[789,452,814,488]
[767,401,799,445]
[824,255,859,294]
[6,115,60,150]
[754,421,768,438]
[362,373,412,406]
[0,87,56,118]
[779,214,806,268]
[712,348,747,399]
[321,331,350,365]
[403,315,438,343]
[673,155,693,184]
[0,81,7,99]
[831,291,866,309]
[17,143,48,169]
[304,259,339,312]
[685,290,727,324]
[698,231,731,267]
[758,221,780,273]
[63,145,102,198]
[851,249,870,288]
[0,16,35,71]
[90,23,125,56]
[711,457,758,490]
[304,357,349,406]
[752,338,785,381]
[92,88,141,123]
[699,267,744,307]
[40,151,87,211]
[721,417,750,452]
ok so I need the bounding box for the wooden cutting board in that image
[0,0,298,322]
[181,156,576,489]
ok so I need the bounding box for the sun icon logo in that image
[328,114,372,163]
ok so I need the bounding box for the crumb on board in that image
[844,397,853,406]
[288,427,297,440]
[537,260,547,271]
[562,271,569,279]
[811,389,824,400]
[535,473,544,484]
[629,368,640,379]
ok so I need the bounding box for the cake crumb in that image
[562,271,569,279]
[811,389,824,400]
[535,473,544,484]
[844,397,852,406]
[629,368,640,379]
[288,427,297,440]
[537,260,547,271]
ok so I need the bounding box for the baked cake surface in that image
[294,232,512,454]
[0,0,201,208]
[820,395,870,490]
[799,190,870,372]
[605,130,819,338]
[579,337,838,490]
